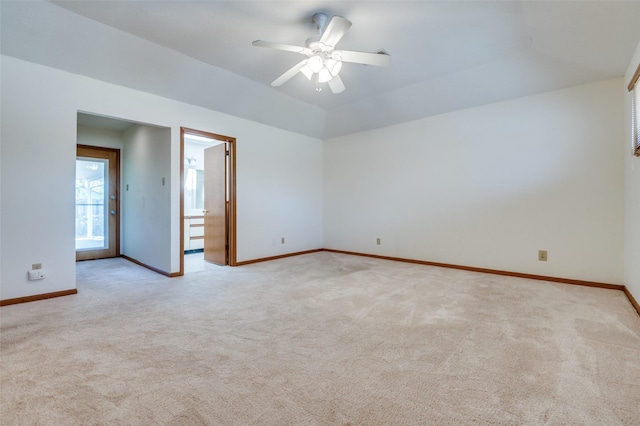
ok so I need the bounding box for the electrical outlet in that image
[32,263,42,270]
[28,270,45,280]
[538,250,548,261]
[376,238,381,245]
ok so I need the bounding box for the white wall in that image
[184,141,207,171]
[239,131,323,260]
[624,41,640,302]
[0,56,323,300]
[324,79,625,284]
[77,125,124,151]
[122,125,172,272]
[1,57,77,300]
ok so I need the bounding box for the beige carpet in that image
[1,252,639,425]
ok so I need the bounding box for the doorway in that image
[181,127,236,274]
[76,112,174,275]
[75,145,120,260]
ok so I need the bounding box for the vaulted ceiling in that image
[2,1,639,139]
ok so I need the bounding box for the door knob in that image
[202,209,209,213]
[110,210,116,215]
[110,195,117,200]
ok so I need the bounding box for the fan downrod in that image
[311,13,329,33]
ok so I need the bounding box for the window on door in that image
[75,158,109,250]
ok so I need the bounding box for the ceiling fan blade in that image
[271,60,308,87]
[327,74,346,94]
[320,16,352,47]
[252,40,312,55]
[333,50,391,67]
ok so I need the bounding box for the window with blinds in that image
[629,63,640,157]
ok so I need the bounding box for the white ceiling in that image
[2,1,639,139]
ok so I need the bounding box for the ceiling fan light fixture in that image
[308,55,324,73]
[300,65,313,80]
[325,58,343,76]
[318,67,333,83]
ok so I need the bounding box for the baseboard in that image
[121,255,180,277]
[322,249,625,291]
[0,289,78,307]
[624,287,640,316]
[235,249,324,266]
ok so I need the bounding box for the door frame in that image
[180,127,237,274]
[76,144,120,260]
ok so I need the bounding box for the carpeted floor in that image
[1,252,639,425]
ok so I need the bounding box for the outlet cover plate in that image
[28,270,45,280]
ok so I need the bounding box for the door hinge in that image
[226,150,230,156]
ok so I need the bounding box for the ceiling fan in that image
[252,13,391,94]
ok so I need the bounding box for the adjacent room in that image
[1,1,639,424]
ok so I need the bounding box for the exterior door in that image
[75,145,119,261]
[203,144,227,265]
